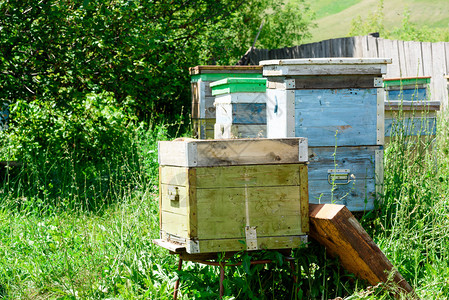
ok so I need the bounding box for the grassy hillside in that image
[302,0,449,42]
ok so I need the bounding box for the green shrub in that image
[0,92,141,211]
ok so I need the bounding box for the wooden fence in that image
[245,35,449,108]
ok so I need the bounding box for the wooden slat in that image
[187,168,198,238]
[263,65,388,76]
[309,204,415,296]
[195,164,302,188]
[160,138,308,167]
[194,235,307,254]
[421,42,433,76]
[153,239,186,252]
[385,100,440,111]
[267,75,380,89]
[432,42,446,103]
[397,40,407,77]
[299,164,309,233]
[404,41,423,77]
[161,211,189,239]
[189,65,262,75]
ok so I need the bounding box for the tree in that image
[0,0,314,121]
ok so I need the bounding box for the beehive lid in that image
[260,58,392,76]
[209,78,267,95]
[383,76,430,88]
[189,65,262,75]
[189,65,263,82]
[158,137,308,167]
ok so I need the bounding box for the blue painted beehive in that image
[383,77,439,142]
[260,58,391,211]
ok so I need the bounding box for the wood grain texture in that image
[309,204,415,296]
[189,65,262,75]
[160,138,308,167]
[385,100,440,111]
[159,163,308,253]
[267,75,381,90]
[294,88,379,147]
[308,146,381,211]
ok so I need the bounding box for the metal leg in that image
[219,261,226,299]
[289,260,299,298]
[173,257,183,300]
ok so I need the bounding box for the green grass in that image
[2,94,449,298]
[296,0,449,42]
[308,0,362,19]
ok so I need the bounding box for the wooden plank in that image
[377,88,385,146]
[445,43,449,75]
[353,36,364,57]
[161,211,189,239]
[196,186,303,239]
[404,41,423,77]
[261,58,391,66]
[421,42,433,77]
[267,75,380,89]
[364,35,379,58]
[160,138,308,167]
[294,88,378,147]
[215,103,266,125]
[299,164,309,233]
[189,65,262,75]
[382,39,401,77]
[263,65,387,76]
[431,42,446,104]
[309,204,415,296]
[195,164,302,188]
[153,239,186,253]
[397,40,407,77]
[194,235,307,254]
[187,168,198,239]
[214,123,266,139]
[385,100,440,111]
[307,146,381,211]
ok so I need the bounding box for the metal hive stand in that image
[153,239,298,299]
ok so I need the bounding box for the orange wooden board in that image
[309,204,415,296]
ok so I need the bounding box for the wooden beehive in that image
[260,58,391,211]
[190,66,263,139]
[384,77,439,143]
[158,138,309,254]
[211,78,267,139]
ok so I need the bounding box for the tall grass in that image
[2,99,449,298]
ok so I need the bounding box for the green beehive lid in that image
[210,78,267,96]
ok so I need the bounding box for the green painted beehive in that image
[210,78,267,139]
[158,138,309,254]
[190,66,263,139]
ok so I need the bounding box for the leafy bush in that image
[0,92,140,211]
